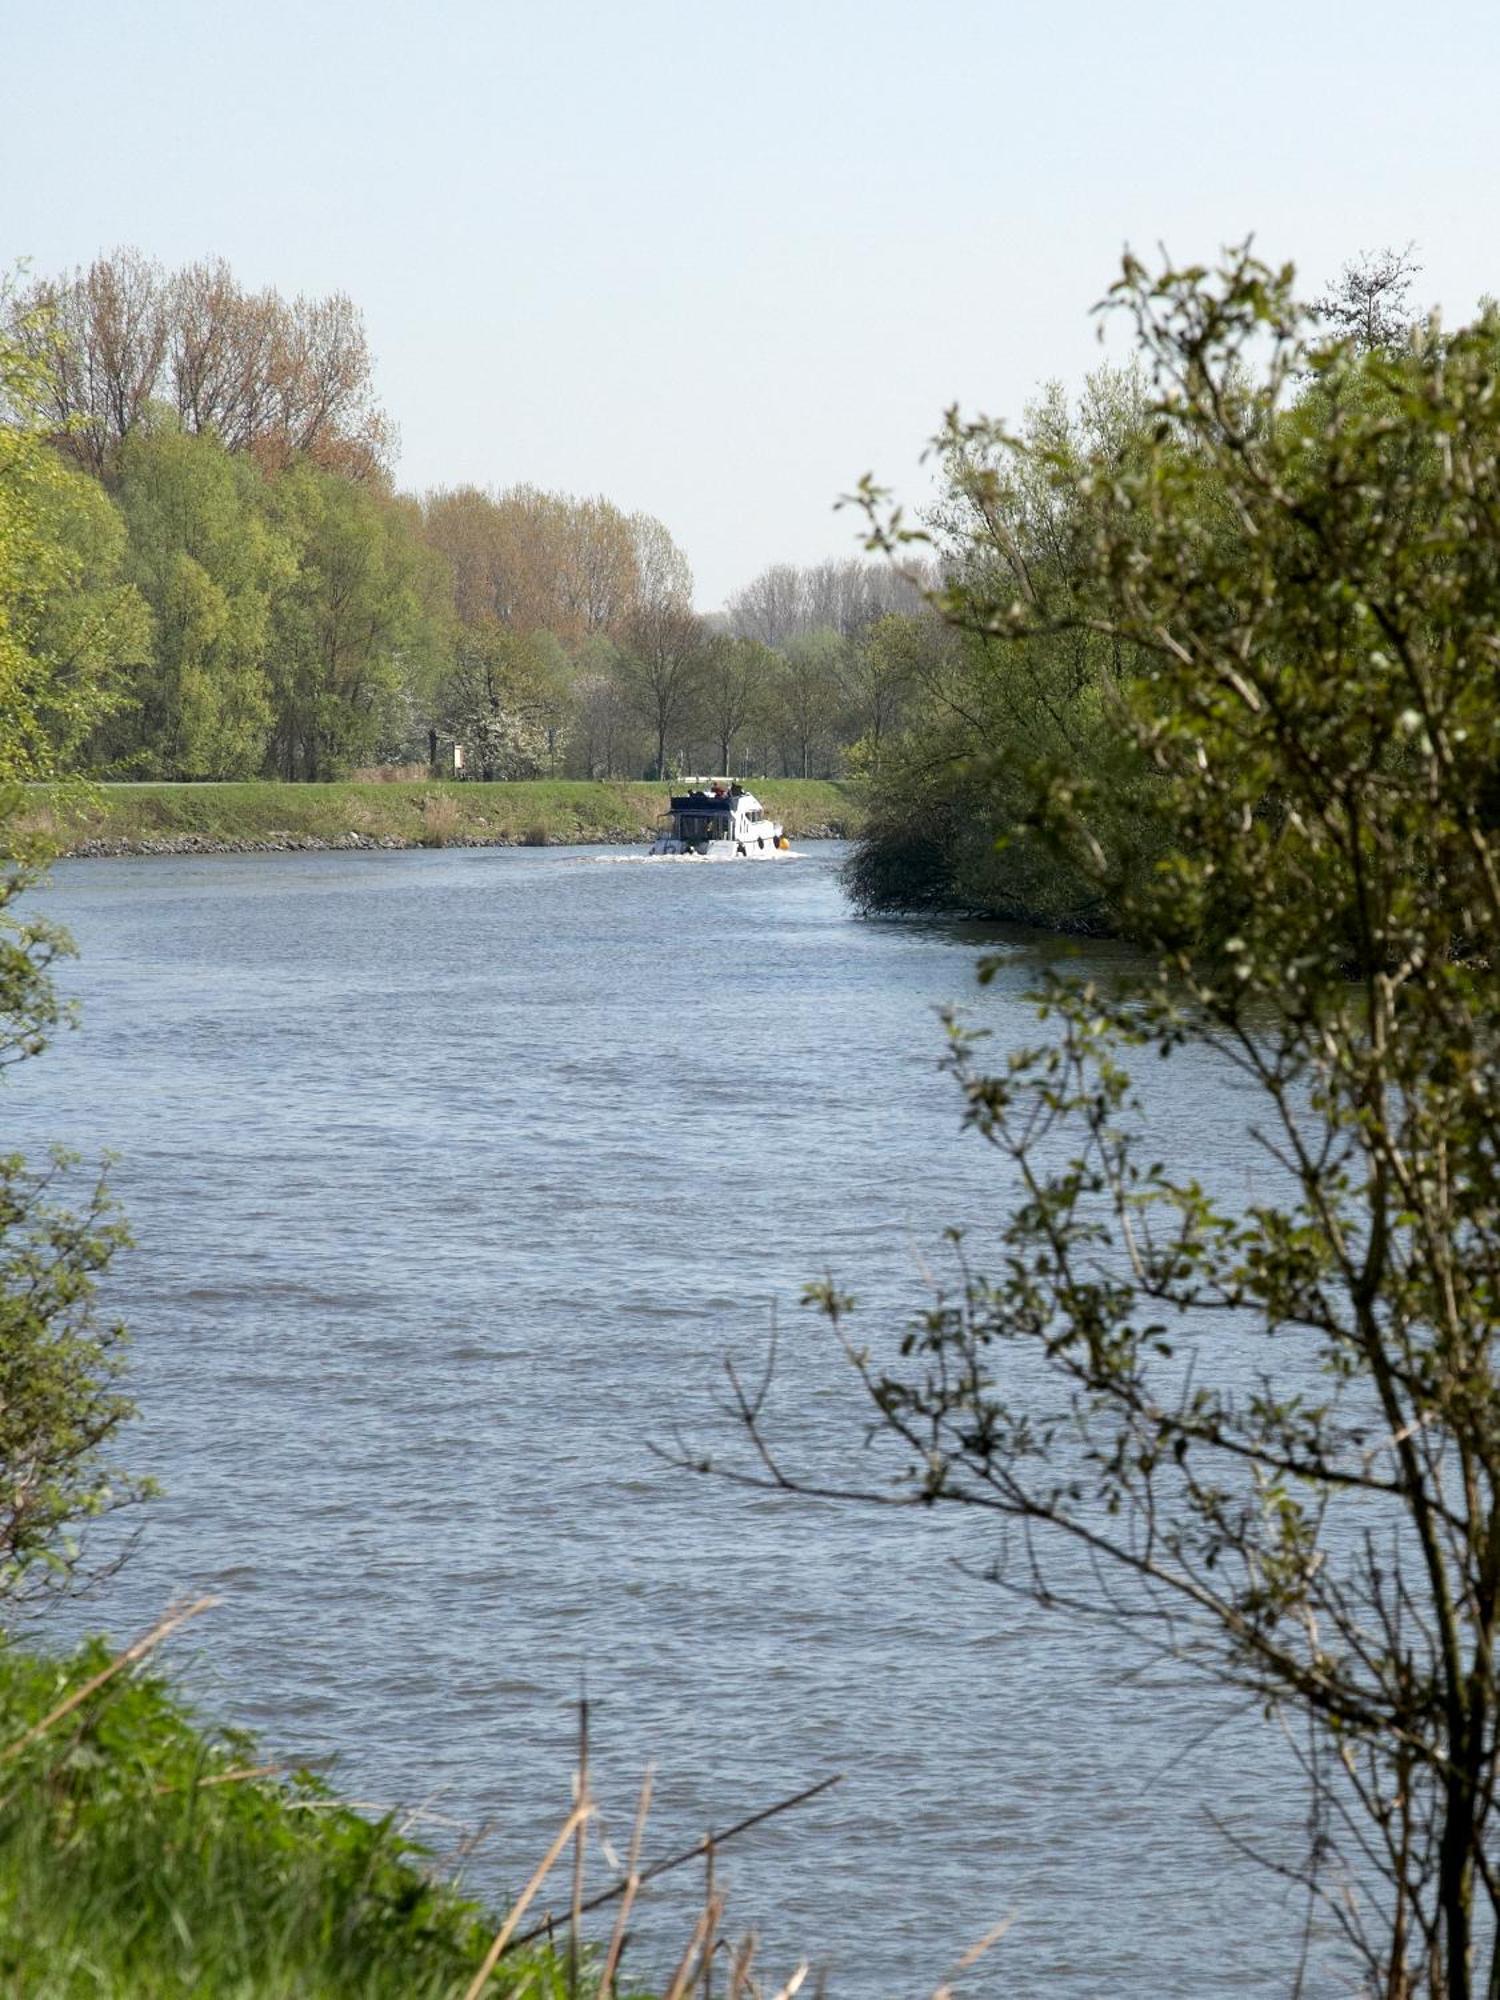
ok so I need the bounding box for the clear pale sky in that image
[6,0,1497,608]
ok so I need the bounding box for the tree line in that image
[3,248,941,788]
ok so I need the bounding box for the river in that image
[17,843,1310,1996]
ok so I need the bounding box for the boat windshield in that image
[674,813,729,841]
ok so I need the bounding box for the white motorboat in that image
[649,783,789,859]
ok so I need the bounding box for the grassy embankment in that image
[26,780,865,857]
[0,1634,603,2000]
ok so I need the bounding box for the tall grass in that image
[419,791,463,846]
[0,1625,1008,1997]
[0,1635,575,1999]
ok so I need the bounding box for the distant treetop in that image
[6,249,392,484]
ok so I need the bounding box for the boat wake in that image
[591,851,805,865]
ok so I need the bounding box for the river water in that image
[16,844,1314,1996]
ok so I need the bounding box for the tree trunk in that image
[1440,1719,1478,2000]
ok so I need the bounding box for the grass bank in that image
[0,1635,593,1999]
[24,779,865,859]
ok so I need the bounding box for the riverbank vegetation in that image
[839,365,1164,929]
[0,344,568,1992]
[20,776,862,856]
[689,247,1500,1998]
[0,1632,584,1999]
[0,1613,863,1999]
[843,248,1459,929]
[2,251,937,793]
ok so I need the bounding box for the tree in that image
[266,462,446,779]
[22,468,152,773]
[628,511,693,618]
[0,302,150,780]
[421,486,672,645]
[0,1147,142,1603]
[724,557,928,648]
[555,496,639,635]
[0,447,148,778]
[618,601,707,780]
[686,249,1500,1998]
[109,425,288,778]
[9,251,392,481]
[842,364,1171,924]
[774,630,843,778]
[835,613,925,773]
[420,485,515,628]
[13,249,168,478]
[1312,244,1422,352]
[0,314,146,1599]
[802,555,927,636]
[699,634,770,776]
[724,562,807,649]
[436,623,550,780]
[568,637,639,779]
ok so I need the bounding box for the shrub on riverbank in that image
[25,778,864,857]
[842,748,1165,933]
[779,249,1500,1996]
[0,1635,585,1999]
[841,366,1171,931]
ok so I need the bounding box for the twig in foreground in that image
[506,1772,843,1952]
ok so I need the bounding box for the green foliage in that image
[64,429,451,785]
[0,816,143,1613]
[0,313,147,787]
[267,462,449,780]
[707,250,1500,1997]
[6,255,945,793]
[615,600,708,781]
[0,1640,583,1998]
[836,614,921,776]
[110,425,288,778]
[13,466,151,776]
[774,631,843,780]
[0,307,144,1603]
[0,1154,142,1602]
[437,625,553,781]
[567,640,641,780]
[699,635,772,777]
[845,366,1175,921]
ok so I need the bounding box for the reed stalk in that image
[598,1768,653,2000]
[506,1773,841,1952]
[461,1800,592,2000]
[662,1894,724,2000]
[569,1697,589,1999]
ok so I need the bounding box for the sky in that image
[6,0,1499,609]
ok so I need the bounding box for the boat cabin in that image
[667,784,770,843]
[650,783,785,858]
